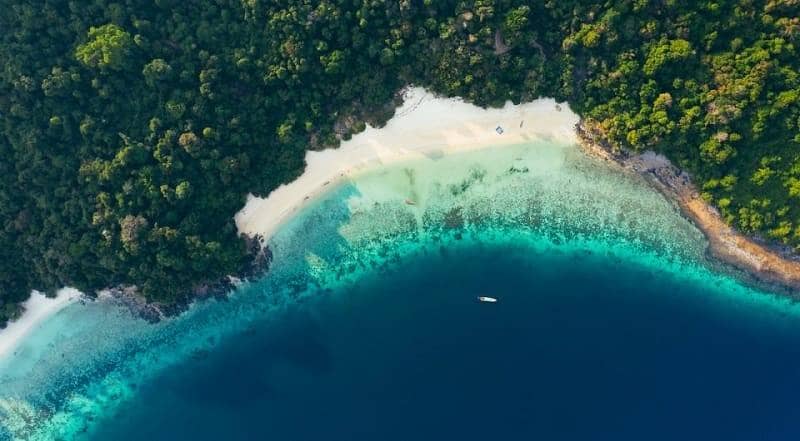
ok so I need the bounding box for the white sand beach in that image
[235,87,579,240]
[0,89,577,363]
[0,288,81,360]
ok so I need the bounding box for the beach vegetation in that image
[0,0,798,324]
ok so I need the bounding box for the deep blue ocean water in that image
[88,243,800,440]
[3,142,800,440]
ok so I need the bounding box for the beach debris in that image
[520,120,524,128]
[496,126,504,134]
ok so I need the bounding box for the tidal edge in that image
[2,91,799,360]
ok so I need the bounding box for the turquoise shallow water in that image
[1,141,799,440]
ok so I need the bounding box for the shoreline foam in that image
[0,288,81,360]
[234,87,579,241]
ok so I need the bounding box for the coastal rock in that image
[577,120,800,296]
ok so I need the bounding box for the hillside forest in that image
[1,0,798,324]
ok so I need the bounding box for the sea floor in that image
[2,141,799,440]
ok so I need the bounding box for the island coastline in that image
[577,122,800,296]
[0,88,579,362]
[2,88,798,363]
[237,87,800,297]
[0,288,81,360]
[234,87,579,242]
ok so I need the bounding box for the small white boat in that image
[478,296,498,303]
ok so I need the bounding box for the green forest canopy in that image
[1,0,798,325]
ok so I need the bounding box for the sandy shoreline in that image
[3,87,798,362]
[238,86,800,296]
[0,288,81,360]
[235,87,579,241]
[1,88,580,362]
[577,122,800,295]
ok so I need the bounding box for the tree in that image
[143,58,173,86]
[1,0,799,327]
[643,39,693,76]
[75,24,134,70]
